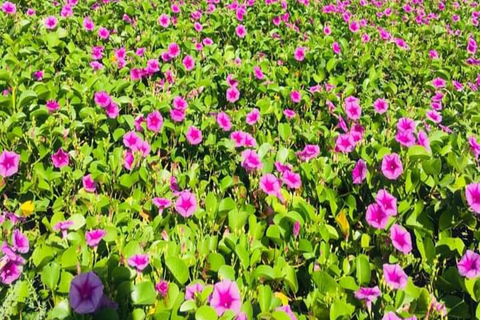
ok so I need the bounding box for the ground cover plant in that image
[1,0,480,319]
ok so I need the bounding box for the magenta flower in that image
[0,150,20,177]
[376,189,397,216]
[373,98,388,114]
[335,134,355,153]
[168,42,180,58]
[458,250,480,278]
[275,305,297,320]
[152,197,172,212]
[82,174,96,193]
[53,220,74,239]
[390,224,412,254]
[98,27,110,40]
[426,110,442,123]
[355,286,381,309]
[216,112,232,131]
[381,153,403,180]
[294,47,306,61]
[296,144,319,161]
[235,24,246,38]
[209,280,242,316]
[417,131,431,151]
[332,42,341,54]
[383,264,408,289]
[1,1,15,14]
[292,221,301,237]
[395,131,416,147]
[283,170,302,189]
[366,203,389,229]
[94,91,111,108]
[241,149,263,172]
[146,111,163,133]
[352,159,367,184]
[468,136,480,158]
[397,117,416,133]
[52,149,70,168]
[12,230,29,254]
[466,183,480,214]
[290,90,301,103]
[44,16,58,30]
[69,272,104,314]
[123,131,140,149]
[432,77,446,89]
[0,258,22,284]
[155,280,169,298]
[127,254,149,272]
[158,14,170,27]
[83,17,94,31]
[284,109,296,120]
[186,126,203,145]
[85,229,106,248]
[175,191,198,218]
[185,282,204,300]
[183,55,195,71]
[105,103,119,118]
[253,66,264,80]
[345,96,361,120]
[246,108,261,125]
[260,174,282,198]
[46,100,60,112]
[226,86,240,103]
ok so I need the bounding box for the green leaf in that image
[165,256,189,284]
[131,282,156,305]
[258,285,272,312]
[41,263,60,290]
[195,306,218,320]
[408,145,430,161]
[18,90,37,107]
[356,255,371,286]
[330,301,355,320]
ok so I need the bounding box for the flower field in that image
[1,0,480,319]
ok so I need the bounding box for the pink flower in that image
[175,191,197,218]
[374,98,388,114]
[458,250,480,278]
[260,174,282,198]
[366,203,389,229]
[52,149,69,168]
[324,25,331,35]
[85,229,106,248]
[0,151,20,177]
[417,130,431,151]
[146,111,163,133]
[168,42,180,58]
[1,1,16,14]
[390,224,412,254]
[354,286,381,309]
[83,17,94,31]
[383,264,408,289]
[395,131,416,147]
[127,254,149,272]
[235,25,246,38]
[426,110,442,123]
[296,145,319,161]
[284,109,296,120]
[185,283,204,300]
[94,91,111,108]
[216,112,232,131]
[283,170,301,189]
[432,77,446,89]
[183,55,195,71]
[82,174,96,192]
[105,103,119,118]
[292,221,300,237]
[381,153,403,180]
[53,220,74,239]
[44,16,58,30]
[376,189,397,216]
[246,108,260,125]
[469,136,480,158]
[294,47,306,61]
[98,27,110,40]
[158,14,170,27]
[345,96,361,120]
[397,117,416,132]
[466,183,480,214]
[152,198,171,213]
[253,66,264,80]
[146,59,160,74]
[290,90,301,103]
[226,86,240,103]
[186,126,203,145]
[123,131,140,149]
[241,149,263,172]
[332,42,341,54]
[124,150,134,170]
[155,280,169,298]
[209,280,242,316]
[335,134,355,153]
[352,159,367,184]
[12,230,29,254]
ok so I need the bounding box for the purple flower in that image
[355,286,381,309]
[381,153,403,180]
[155,280,169,297]
[53,220,74,239]
[466,183,480,214]
[127,254,149,272]
[69,272,104,314]
[185,282,204,300]
[458,250,480,278]
[0,258,22,284]
[12,230,29,254]
[0,150,20,178]
[352,159,367,184]
[383,264,408,289]
[209,280,242,316]
[85,229,106,248]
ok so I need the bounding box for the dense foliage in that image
[1,0,480,319]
